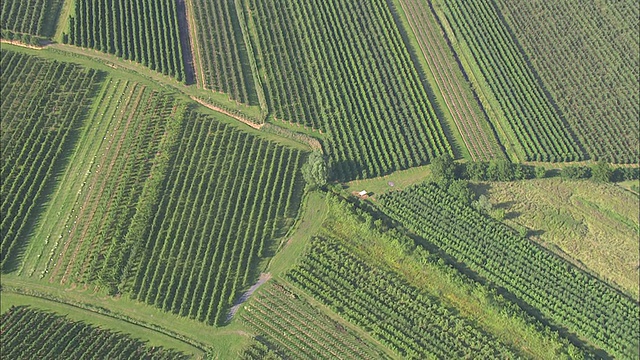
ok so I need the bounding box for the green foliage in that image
[486,160,515,181]
[69,0,186,81]
[465,161,487,180]
[560,166,591,180]
[430,153,456,186]
[590,162,613,183]
[447,179,474,205]
[301,151,327,190]
[472,194,493,214]
[535,166,547,179]
[0,306,188,359]
[249,0,451,181]
[378,183,640,358]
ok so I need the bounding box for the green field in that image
[1,0,638,358]
[477,178,640,298]
[494,0,639,164]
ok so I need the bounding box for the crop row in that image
[67,0,186,81]
[0,306,187,359]
[248,0,451,180]
[378,183,640,358]
[241,282,388,360]
[190,0,255,104]
[0,0,60,37]
[0,50,102,270]
[21,79,177,286]
[119,109,305,325]
[287,236,518,359]
[399,0,502,161]
[493,0,639,163]
[440,0,583,162]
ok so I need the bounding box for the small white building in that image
[358,190,368,196]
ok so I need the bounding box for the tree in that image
[590,161,613,183]
[447,180,474,205]
[302,151,327,190]
[535,166,546,179]
[430,153,455,186]
[465,161,487,181]
[561,166,590,179]
[472,195,493,214]
[487,160,514,181]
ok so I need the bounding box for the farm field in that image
[476,178,640,298]
[0,50,102,270]
[67,0,186,81]
[1,305,187,359]
[435,0,583,162]
[1,0,638,358]
[240,281,390,359]
[378,182,640,358]
[188,0,258,105]
[393,0,503,162]
[0,0,63,37]
[493,0,639,164]
[246,0,451,181]
[19,78,180,285]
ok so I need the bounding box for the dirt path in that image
[191,96,262,129]
[176,0,196,85]
[0,39,48,50]
[226,273,271,321]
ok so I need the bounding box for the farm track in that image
[190,96,262,129]
[176,0,196,85]
[398,0,499,161]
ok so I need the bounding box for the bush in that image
[302,151,327,190]
[560,166,590,179]
[590,162,613,183]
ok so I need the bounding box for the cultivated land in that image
[477,178,640,298]
[494,0,639,164]
[435,0,583,162]
[246,0,452,181]
[1,0,639,358]
[392,0,503,162]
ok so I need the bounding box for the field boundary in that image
[1,285,208,355]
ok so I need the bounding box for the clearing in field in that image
[476,178,640,298]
